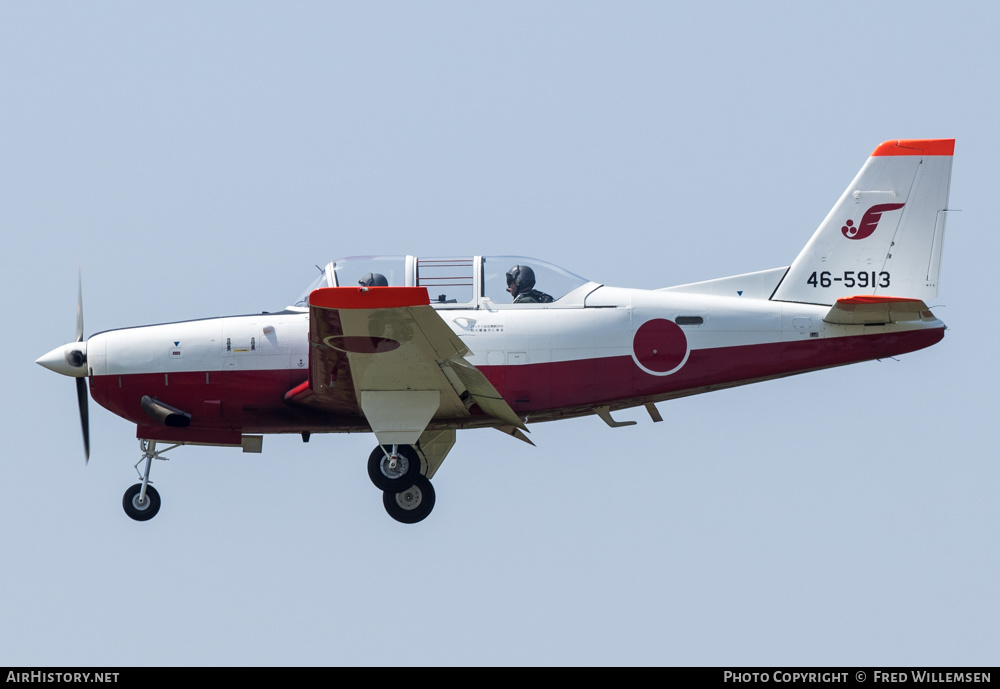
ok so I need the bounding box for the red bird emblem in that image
[842,203,905,240]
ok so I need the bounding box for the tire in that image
[382,475,436,524]
[122,483,161,521]
[367,444,421,492]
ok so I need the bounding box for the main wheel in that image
[382,475,436,524]
[368,444,421,492]
[123,483,161,521]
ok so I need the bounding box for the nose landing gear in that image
[122,440,176,522]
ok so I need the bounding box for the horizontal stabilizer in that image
[823,296,936,325]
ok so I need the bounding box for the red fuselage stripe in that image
[91,328,944,439]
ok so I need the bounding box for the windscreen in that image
[290,270,330,309]
[332,256,407,289]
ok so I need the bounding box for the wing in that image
[284,286,525,444]
[823,295,936,325]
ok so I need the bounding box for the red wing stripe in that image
[310,286,430,309]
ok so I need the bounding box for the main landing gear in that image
[368,444,436,524]
[122,440,175,521]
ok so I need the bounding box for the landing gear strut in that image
[122,440,174,522]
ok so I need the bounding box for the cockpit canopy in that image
[291,255,593,310]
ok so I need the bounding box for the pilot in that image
[359,272,389,287]
[505,265,553,303]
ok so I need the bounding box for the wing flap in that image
[444,357,526,429]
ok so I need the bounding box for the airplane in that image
[37,138,955,524]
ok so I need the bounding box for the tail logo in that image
[841,203,905,240]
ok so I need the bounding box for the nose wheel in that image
[123,483,161,521]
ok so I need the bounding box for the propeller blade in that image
[76,268,89,462]
[76,376,90,463]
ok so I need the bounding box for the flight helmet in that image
[505,265,536,293]
[359,272,389,287]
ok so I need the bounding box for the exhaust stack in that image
[140,396,192,428]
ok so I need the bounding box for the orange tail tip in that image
[871,139,955,157]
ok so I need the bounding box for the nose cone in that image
[36,342,88,377]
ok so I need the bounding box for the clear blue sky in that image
[2,1,996,665]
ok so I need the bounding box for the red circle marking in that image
[632,319,687,373]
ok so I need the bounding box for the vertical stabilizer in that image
[771,139,954,305]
